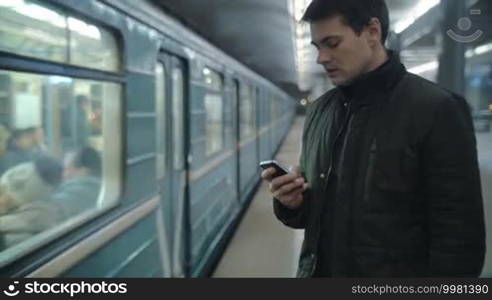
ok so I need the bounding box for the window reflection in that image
[203,68,223,156]
[0,0,67,62]
[240,84,255,141]
[68,16,120,72]
[0,0,120,72]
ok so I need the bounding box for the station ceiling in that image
[151,0,487,95]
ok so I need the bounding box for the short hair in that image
[302,0,389,44]
[72,147,102,177]
[34,155,63,186]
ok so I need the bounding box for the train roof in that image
[101,0,292,99]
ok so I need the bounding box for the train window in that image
[155,63,167,178]
[172,68,184,170]
[240,84,255,141]
[0,0,120,72]
[68,17,120,72]
[0,69,122,263]
[0,0,68,63]
[203,67,223,156]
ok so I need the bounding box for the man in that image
[261,0,485,277]
[0,156,63,249]
[52,147,102,218]
[0,128,36,175]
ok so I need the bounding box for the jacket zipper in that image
[325,101,353,189]
[309,100,353,277]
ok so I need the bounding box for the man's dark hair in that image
[302,0,389,44]
[73,147,102,177]
[35,155,63,186]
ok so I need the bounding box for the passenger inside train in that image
[0,156,63,250]
[52,147,102,218]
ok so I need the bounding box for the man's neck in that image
[366,47,389,73]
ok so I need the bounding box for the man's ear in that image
[366,17,383,46]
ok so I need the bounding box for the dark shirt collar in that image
[339,50,407,102]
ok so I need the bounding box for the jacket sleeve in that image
[422,95,485,277]
[273,190,309,229]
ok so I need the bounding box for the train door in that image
[232,79,241,204]
[156,53,188,277]
[254,88,263,171]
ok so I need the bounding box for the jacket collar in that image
[338,50,407,104]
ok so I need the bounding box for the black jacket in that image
[274,52,486,277]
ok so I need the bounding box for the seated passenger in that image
[52,147,102,218]
[0,156,63,249]
[0,128,36,175]
[0,124,10,160]
[31,127,48,154]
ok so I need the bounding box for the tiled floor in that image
[212,117,305,278]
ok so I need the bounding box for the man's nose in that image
[317,49,332,65]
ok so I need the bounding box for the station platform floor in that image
[212,117,305,278]
[212,117,492,278]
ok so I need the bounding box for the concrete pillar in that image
[437,0,467,95]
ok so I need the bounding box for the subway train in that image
[0,0,296,277]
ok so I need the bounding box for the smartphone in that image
[259,160,289,177]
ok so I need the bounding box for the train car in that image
[0,0,296,277]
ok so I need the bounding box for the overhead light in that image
[465,42,492,58]
[394,0,440,34]
[408,61,438,74]
[474,43,492,56]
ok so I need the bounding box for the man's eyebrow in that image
[311,36,340,47]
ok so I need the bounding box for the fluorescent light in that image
[465,42,492,58]
[474,43,492,56]
[408,61,438,74]
[394,0,441,34]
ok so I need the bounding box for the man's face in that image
[311,15,375,86]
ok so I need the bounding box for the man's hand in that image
[261,165,309,209]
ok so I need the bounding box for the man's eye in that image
[321,40,340,49]
[327,42,340,49]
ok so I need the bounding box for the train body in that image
[0,0,296,277]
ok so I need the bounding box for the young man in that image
[261,0,485,277]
